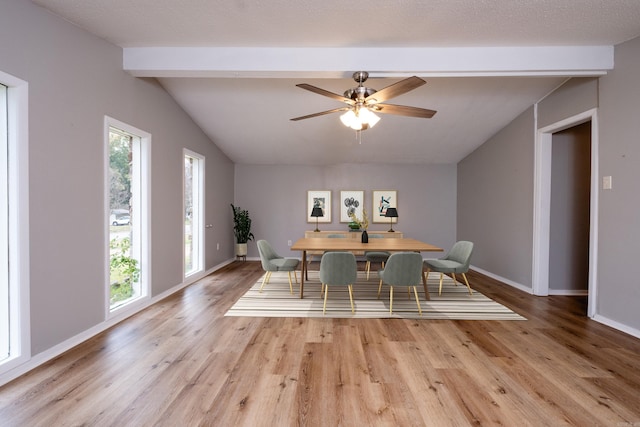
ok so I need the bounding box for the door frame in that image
[532,107,598,317]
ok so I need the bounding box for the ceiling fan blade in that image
[365,76,426,103]
[290,107,350,121]
[296,84,354,104]
[374,103,437,118]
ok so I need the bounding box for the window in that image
[184,150,204,277]
[0,71,30,376]
[0,83,8,362]
[106,117,150,314]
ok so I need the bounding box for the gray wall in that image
[234,163,457,258]
[1,0,234,355]
[458,39,640,332]
[457,108,535,287]
[538,78,599,129]
[598,36,640,330]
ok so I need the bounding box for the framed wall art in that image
[372,190,397,223]
[307,190,332,223]
[340,190,364,223]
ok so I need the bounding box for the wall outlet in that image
[603,176,612,190]
[217,243,220,250]
[288,240,292,246]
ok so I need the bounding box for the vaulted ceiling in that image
[33,0,640,165]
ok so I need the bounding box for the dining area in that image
[256,232,475,316]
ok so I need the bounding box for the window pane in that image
[108,127,143,310]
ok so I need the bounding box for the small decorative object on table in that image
[349,209,369,243]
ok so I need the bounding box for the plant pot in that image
[235,243,248,257]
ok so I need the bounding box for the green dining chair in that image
[257,239,300,294]
[423,241,474,296]
[319,251,357,314]
[364,234,390,279]
[378,252,424,315]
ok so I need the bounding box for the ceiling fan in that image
[290,71,436,131]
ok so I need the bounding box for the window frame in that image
[0,70,30,377]
[183,149,205,278]
[104,116,151,319]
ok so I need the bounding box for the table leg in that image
[300,250,306,298]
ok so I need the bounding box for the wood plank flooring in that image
[1,261,639,426]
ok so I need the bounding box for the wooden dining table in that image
[291,237,443,299]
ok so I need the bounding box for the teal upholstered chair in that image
[257,240,300,294]
[319,251,357,314]
[364,234,390,279]
[377,252,424,315]
[423,241,474,296]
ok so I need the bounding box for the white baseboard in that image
[0,258,235,387]
[470,265,533,294]
[592,314,640,339]
[548,289,589,296]
[471,266,640,340]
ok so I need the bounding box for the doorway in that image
[533,108,599,317]
[548,122,591,295]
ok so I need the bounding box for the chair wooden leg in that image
[323,285,328,314]
[365,261,371,279]
[348,284,355,313]
[452,272,458,287]
[439,273,444,295]
[389,286,394,313]
[413,286,422,315]
[462,273,472,295]
[377,280,383,298]
[422,268,431,301]
[287,272,293,294]
[260,271,272,292]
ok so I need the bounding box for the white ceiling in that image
[32,0,640,165]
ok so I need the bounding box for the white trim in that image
[470,265,533,294]
[533,108,599,317]
[0,70,30,376]
[548,289,589,296]
[592,314,640,340]
[123,46,614,78]
[0,258,234,387]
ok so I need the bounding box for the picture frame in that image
[372,190,397,223]
[307,190,332,223]
[340,190,364,223]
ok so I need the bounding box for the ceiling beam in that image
[123,46,613,78]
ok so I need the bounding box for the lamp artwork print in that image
[311,206,324,232]
[385,207,398,232]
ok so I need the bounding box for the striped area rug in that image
[225,271,526,320]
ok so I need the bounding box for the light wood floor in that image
[1,261,639,426]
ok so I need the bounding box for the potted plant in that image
[231,203,254,258]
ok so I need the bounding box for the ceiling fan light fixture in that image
[340,107,379,131]
[340,109,358,128]
[359,108,380,128]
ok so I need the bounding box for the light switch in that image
[603,176,612,190]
